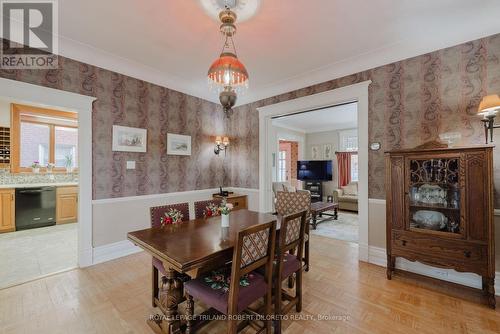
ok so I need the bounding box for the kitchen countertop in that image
[0,182,78,189]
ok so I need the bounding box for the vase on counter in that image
[221,213,230,227]
[66,166,73,173]
[32,167,40,174]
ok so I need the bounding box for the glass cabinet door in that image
[407,156,462,236]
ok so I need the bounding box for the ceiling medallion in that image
[198,0,261,23]
[207,5,249,114]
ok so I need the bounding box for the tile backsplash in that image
[0,169,78,185]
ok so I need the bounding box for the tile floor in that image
[0,223,77,289]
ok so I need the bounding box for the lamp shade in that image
[478,94,500,115]
[207,52,249,93]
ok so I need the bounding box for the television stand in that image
[303,181,322,202]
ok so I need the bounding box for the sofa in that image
[333,181,358,212]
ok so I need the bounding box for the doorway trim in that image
[257,80,371,261]
[0,78,96,267]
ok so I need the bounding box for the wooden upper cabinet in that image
[0,188,15,233]
[56,186,78,224]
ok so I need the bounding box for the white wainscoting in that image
[91,187,261,265]
[93,240,143,265]
[368,246,500,296]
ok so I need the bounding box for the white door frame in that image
[258,80,371,261]
[0,78,96,267]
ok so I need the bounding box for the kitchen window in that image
[11,104,78,173]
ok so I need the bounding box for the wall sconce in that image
[214,136,229,155]
[478,94,500,143]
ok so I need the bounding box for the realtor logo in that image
[0,0,58,69]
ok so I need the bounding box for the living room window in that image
[278,150,287,181]
[11,104,78,173]
[350,153,359,182]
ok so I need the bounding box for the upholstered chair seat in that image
[184,270,267,314]
[184,221,277,334]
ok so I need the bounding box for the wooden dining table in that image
[127,209,278,334]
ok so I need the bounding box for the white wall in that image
[0,99,11,127]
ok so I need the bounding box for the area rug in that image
[310,211,358,243]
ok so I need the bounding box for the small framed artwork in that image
[323,144,332,159]
[112,125,147,152]
[311,145,320,159]
[167,133,191,156]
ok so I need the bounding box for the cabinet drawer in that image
[227,196,247,210]
[392,230,486,264]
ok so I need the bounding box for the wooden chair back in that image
[275,191,311,218]
[228,220,277,315]
[277,210,308,264]
[150,202,190,228]
[194,198,223,219]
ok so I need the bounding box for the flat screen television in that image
[297,160,333,181]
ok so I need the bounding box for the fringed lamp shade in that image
[207,52,249,94]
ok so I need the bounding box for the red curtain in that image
[336,152,351,187]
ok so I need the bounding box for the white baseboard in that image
[93,240,143,265]
[368,246,500,296]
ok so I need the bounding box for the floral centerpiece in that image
[31,161,41,173]
[160,208,184,227]
[220,199,233,227]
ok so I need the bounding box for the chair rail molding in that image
[257,80,371,261]
[0,78,96,267]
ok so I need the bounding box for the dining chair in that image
[194,198,223,219]
[184,220,277,334]
[275,191,311,272]
[273,210,308,334]
[149,202,190,307]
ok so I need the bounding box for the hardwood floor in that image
[0,235,498,334]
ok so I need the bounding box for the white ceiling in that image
[51,1,500,105]
[272,102,357,133]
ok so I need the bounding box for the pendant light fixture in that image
[207,6,249,115]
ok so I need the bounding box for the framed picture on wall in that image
[112,125,147,152]
[324,144,333,159]
[167,133,191,156]
[311,145,320,159]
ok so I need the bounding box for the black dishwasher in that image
[15,187,56,230]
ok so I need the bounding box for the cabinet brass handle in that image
[464,250,471,258]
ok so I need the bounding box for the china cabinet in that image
[386,143,495,308]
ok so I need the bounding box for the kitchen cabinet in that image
[0,188,15,233]
[56,186,78,224]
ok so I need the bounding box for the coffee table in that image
[310,201,338,230]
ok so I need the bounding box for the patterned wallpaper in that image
[0,47,228,200]
[228,34,500,203]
